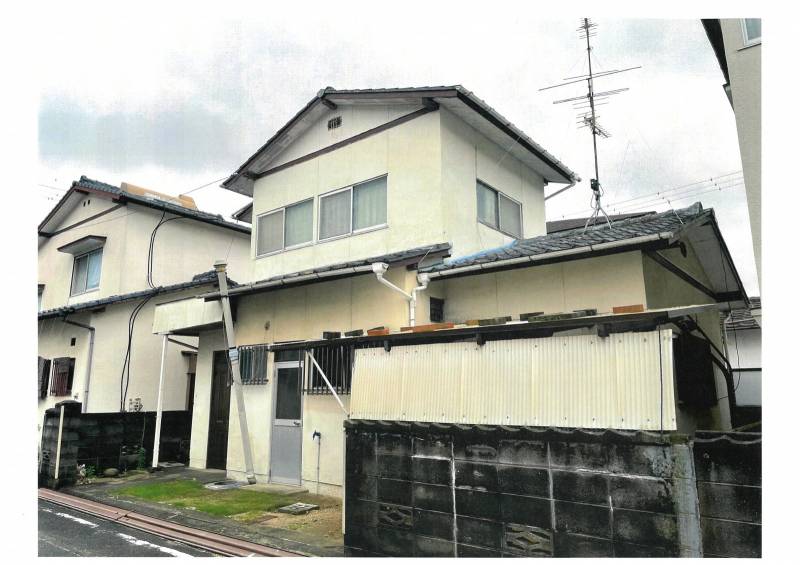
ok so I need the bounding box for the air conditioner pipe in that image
[372,263,430,326]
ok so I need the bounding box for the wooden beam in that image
[645,250,716,300]
[254,106,437,180]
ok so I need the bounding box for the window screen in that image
[319,189,351,240]
[257,210,283,255]
[477,181,498,227]
[498,194,522,238]
[353,177,387,231]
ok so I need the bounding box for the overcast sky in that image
[36,9,758,295]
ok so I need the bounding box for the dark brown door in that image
[206,351,231,469]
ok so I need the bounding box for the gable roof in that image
[420,203,748,308]
[221,85,580,196]
[37,270,235,320]
[39,176,251,236]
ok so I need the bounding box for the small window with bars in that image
[304,344,353,395]
[50,357,75,397]
[327,116,342,130]
[38,356,51,399]
[238,345,269,385]
[430,297,445,323]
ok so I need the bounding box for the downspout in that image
[63,317,95,414]
[371,263,430,326]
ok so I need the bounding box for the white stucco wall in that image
[37,290,202,429]
[721,19,761,287]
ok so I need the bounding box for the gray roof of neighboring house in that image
[38,270,235,320]
[422,204,707,275]
[222,85,579,195]
[724,296,761,331]
[546,212,656,234]
[39,176,251,235]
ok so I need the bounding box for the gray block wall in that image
[343,421,761,558]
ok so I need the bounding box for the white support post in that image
[53,404,65,481]
[151,333,169,469]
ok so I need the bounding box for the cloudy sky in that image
[36,7,758,294]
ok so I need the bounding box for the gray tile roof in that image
[422,203,707,274]
[546,211,656,234]
[724,296,761,331]
[42,176,250,235]
[220,243,451,297]
[38,270,235,320]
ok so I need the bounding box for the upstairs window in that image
[319,176,387,241]
[70,248,103,296]
[476,180,522,238]
[256,198,313,256]
[742,19,761,46]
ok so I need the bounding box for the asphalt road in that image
[38,499,216,557]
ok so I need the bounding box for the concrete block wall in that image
[343,421,761,557]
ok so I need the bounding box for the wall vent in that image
[327,116,342,130]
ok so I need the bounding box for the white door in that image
[270,359,303,485]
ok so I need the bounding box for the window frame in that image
[38,284,44,311]
[740,18,761,48]
[318,174,389,243]
[255,197,315,258]
[70,247,103,297]
[476,179,523,239]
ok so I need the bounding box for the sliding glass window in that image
[256,199,313,256]
[476,180,522,238]
[319,176,387,241]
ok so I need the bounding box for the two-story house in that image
[152,86,749,497]
[37,177,251,433]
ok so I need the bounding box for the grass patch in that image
[113,479,296,517]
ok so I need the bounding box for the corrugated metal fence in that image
[350,329,675,430]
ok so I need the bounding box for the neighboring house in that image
[37,177,251,431]
[545,211,654,234]
[723,296,761,427]
[702,18,761,289]
[152,86,749,497]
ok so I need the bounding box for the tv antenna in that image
[540,18,640,231]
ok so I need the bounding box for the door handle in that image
[293,421,301,426]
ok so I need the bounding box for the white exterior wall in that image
[250,110,443,281]
[38,198,252,311]
[720,19,761,287]
[439,107,547,258]
[37,291,201,429]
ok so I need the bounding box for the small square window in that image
[430,297,445,323]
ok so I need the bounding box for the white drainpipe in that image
[63,318,95,413]
[372,263,430,326]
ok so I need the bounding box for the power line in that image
[180,176,228,195]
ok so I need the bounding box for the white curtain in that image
[86,249,103,289]
[285,200,313,247]
[320,190,351,239]
[476,181,497,227]
[257,211,283,254]
[498,194,522,238]
[353,177,387,230]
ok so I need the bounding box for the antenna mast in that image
[540,18,640,231]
